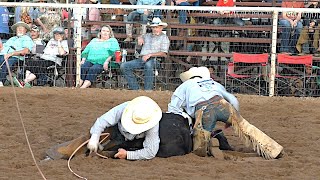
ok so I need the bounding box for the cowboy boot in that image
[211,129,234,151]
[192,108,211,157]
[193,126,211,157]
[140,24,147,35]
[124,24,133,42]
[208,137,224,159]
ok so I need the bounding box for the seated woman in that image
[79,25,120,88]
[17,27,68,88]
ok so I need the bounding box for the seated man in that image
[278,0,304,54]
[30,25,46,54]
[213,0,244,27]
[120,17,170,90]
[0,21,34,87]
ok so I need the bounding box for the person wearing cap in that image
[120,17,170,90]
[0,21,34,87]
[167,67,284,159]
[123,0,166,42]
[85,96,162,160]
[15,27,68,88]
[30,25,46,54]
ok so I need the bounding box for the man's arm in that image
[126,124,160,160]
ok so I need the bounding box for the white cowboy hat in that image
[121,96,162,135]
[11,21,30,32]
[90,0,98,3]
[148,17,168,28]
[180,66,211,82]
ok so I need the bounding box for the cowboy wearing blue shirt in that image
[0,21,34,87]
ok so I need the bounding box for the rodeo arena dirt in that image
[1,1,320,180]
[0,87,319,179]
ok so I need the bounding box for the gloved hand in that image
[87,134,100,153]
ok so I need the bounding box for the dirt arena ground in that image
[1,87,320,180]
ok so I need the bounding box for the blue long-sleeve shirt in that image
[168,77,239,118]
[90,102,160,160]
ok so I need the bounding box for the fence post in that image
[74,7,82,87]
[269,10,278,97]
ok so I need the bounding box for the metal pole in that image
[74,7,82,87]
[269,10,278,97]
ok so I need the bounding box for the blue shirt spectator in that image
[0,7,9,34]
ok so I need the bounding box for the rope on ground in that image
[67,133,110,180]
[5,61,47,180]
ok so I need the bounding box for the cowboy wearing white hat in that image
[11,21,30,32]
[86,96,162,160]
[120,17,170,90]
[0,21,34,87]
[168,66,284,159]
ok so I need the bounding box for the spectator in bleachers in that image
[121,17,169,90]
[0,21,34,87]
[296,0,320,55]
[124,0,166,42]
[15,27,68,88]
[278,0,304,54]
[15,0,48,33]
[0,6,9,42]
[88,0,102,34]
[171,0,199,37]
[213,0,244,26]
[79,25,120,88]
[30,25,46,54]
[39,6,62,41]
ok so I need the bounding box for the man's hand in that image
[142,54,151,61]
[137,36,144,46]
[4,53,13,61]
[87,134,100,153]
[114,148,127,159]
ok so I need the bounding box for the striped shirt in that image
[90,102,160,160]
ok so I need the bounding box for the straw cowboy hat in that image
[180,66,211,82]
[11,21,30,32]
[148,17,168,28]
[121,96,162,135]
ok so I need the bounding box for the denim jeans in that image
[213,18,245,26]
[109,0,120,4]
[177,1,199,24]
[120,58,158,90]
[0,55,19,83]
[195,96,231,132]
[80,61,103,83]
[128,11,148,24]
[279,19,303,53]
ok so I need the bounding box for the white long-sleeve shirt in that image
[168,77,239,118]
[90,102,160,160]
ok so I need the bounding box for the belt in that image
[196,95,222,108]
